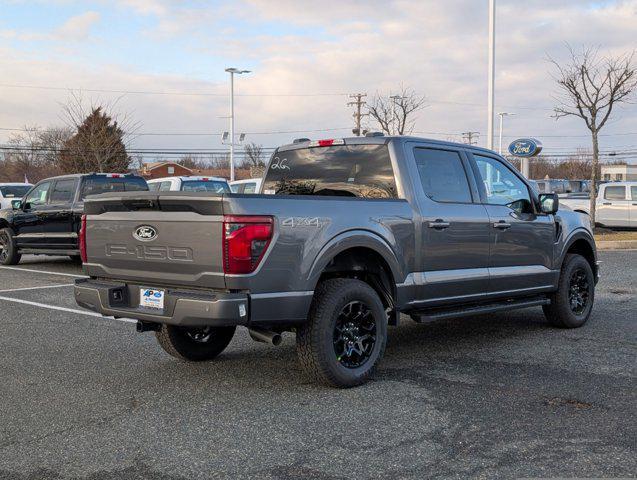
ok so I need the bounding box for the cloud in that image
[55,11,100,40]
[0,11,100,42]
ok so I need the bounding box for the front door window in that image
[24,182,51,208]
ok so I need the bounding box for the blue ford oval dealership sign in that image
[508,138,542,157]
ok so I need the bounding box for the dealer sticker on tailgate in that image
[139,287,165,310]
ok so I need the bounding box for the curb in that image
[595,240,637,250]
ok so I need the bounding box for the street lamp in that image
[497,112,514,155]
[225,67,251,182]
[487,0,496,150]
[389,95,405,135]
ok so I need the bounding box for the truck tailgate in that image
[83,193,226,289]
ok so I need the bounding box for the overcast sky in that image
[1,0,636,161]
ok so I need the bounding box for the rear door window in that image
[50,179,78,204]
[604,186,626,200]
[262,144,397,198]
[631,186,637,200]
[413,148,472,203]
[80,176,148,199]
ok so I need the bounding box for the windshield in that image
[0,185,31,198]
[262,144,397,198]
[181,180,230,193]
[80,176,148,199]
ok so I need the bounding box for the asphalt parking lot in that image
[0,252,635,479]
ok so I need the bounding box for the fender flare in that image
[559,228,597,267]
[306,229,403,289]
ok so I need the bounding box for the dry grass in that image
[594,230,637,241]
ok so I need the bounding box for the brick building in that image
[139,162,194,180]
[138,161,255,181]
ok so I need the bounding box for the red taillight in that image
[79,214,87,263]
[223,215,273,274]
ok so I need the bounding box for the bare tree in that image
[550,46,636,225]
[367,85,426,135]
[243,142,265,167]
[4,127,44,182]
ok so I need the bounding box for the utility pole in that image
[462,131,480,145]
[347,93,367,136]
[487,0,496,150]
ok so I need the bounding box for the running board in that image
[410,296,550,323]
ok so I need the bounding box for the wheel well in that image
[565,239,596,276]
[318,247,397,324]
[0,219,9,229]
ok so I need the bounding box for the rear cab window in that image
[0,185,31,198]
[80,176,148,200]
[262,144,397,198]
[181,180,229,193]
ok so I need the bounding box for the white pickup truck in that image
[560,182,637,228]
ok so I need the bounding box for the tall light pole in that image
[225,67,250,182]
[497,112,514,155]
[487,0,496,150]
[389,95,404,135]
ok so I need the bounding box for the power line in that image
[0,83,350,97]
[0,126,353,136]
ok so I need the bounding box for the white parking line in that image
[0,283,74,293]
[0,266,87,278]
[0,295,137,324]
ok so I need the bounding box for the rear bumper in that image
[74,278,314,327]
[75,278,249,327]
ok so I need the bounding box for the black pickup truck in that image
[0,173,147,265]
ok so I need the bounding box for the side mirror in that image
[11,200,21,210]
[538,193,559,214]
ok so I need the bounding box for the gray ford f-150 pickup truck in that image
[75,136,599,387]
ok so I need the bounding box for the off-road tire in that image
[0,227,21,265]
[155,325,236,361]
[543,253,595,328]
[296,278,387,388]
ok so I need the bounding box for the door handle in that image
[602,202,612,205]
[493,221,511,230]
[428,219,450,229]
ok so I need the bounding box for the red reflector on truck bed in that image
[223,215,273,274]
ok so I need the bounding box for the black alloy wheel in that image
[333,301,377,369]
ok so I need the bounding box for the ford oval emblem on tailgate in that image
[133,225,158,241]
